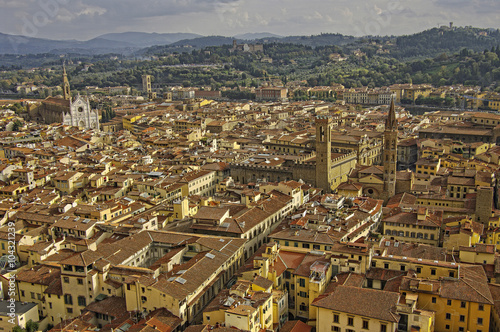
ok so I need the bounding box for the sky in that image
[0,0,499,40]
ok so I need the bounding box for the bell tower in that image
[383,99,398,200]
[315,116,332,193]
[62,64,71,100]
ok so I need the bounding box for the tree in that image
[25,320,38,332]
[12,326,23,332]
[12,120,23,131]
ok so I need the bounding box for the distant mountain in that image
[0,31,202,55]
[0,33,137,55]
[97,32,202,48]
[141,33,358,55]
[234,32,283,40]
[273,33,358,47]
[169,36,236,48]
[3,26,500,57]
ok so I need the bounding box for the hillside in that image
[97,32,202,48]
[390,27,500,59]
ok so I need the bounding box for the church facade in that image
[61,95,99,129]
[30,66,99,130]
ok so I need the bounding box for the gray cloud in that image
[0,0,498,40]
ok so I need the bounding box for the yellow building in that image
[403,84,433,101]
[382,208,441,246]
[485,213,500,250]
[443,216,483,252]
[52,171,85,195]
[225,305,260,332]
[372,254,460,280]
[459,243,495,265]
[488,283,500,332]
[0,183,30,200]
[313,285,400,332]
[238,243,333,323]
[415,157,440,176]
[122,114,143,131]
[180,170,217,197]
[0,301,39,332]
[400,265,493,332]
[203,280,274,331]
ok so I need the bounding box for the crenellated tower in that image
[62,64,71,100]
[383,99,398,201]
[315,116,332,193]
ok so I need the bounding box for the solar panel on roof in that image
[205,253,215,259]
[176,277,187,284]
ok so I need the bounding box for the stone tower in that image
[142,75,152,93]
[315,116,332,193]
[383,99,397,200]
[475,186,494,224]
[62,64,71,100]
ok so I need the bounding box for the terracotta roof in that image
[280,320,313,332]
[84,296,127,318]
[313,285,400,322]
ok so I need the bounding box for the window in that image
[362,320,369,329]
[49,303,52,309]
[380,324,387,332]
[299,278,306,287]
[333,314,339,323]
[302,243,310,249]
[431,269,436,275]
[64,294,73,305]
[67,308,73,314]
[459,315,465,322]
[432,297,436,303]
[445,313,451,320]
[347,317,354,326]
[458,328,464,332]
[77,278,83,285]
[479,304,484,311]
[299,291,308,298]
[384,263,389,269]
[299,303,308,311]
[447,299,452,306]
[30,292,35,299]
[400,265,406,271]
[445,325,450,330]
[416,267,421,273]
[331,327,340,332]
[78,296,86,307]
[477,317,483,325]
[460,301,466,308]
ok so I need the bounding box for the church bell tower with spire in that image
[383,98,397,201]
[62,64,71,100]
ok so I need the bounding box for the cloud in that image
[0,0,499,40]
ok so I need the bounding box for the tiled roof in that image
[313,285,400,322]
